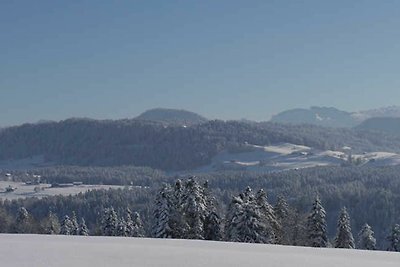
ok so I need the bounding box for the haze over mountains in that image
[270,106,400,128]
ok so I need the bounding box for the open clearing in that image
[0,234,399,267]
[0,181,125,200]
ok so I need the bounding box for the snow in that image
[190,142,400,173]
[0,181,125,200]
[260,143,311,155]
[0,234,399,267]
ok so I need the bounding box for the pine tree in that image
[71,211,79,235]
[102,207,118,236]
[117,216,128,237]
[306,196,328,247]
[169,179,188,239]
[182,178,208,240]
[204,211,222,241]
[125,208,135,237]
[255,189,279,243]
[203,181,222,241]
[60,215,74,235]
[131,212,145,237]
[15,207,31,233]
[42,211,60,235]
[153,184,173,238]
[79,218,89,236]
[274,195,291,245]
[357,223,376,250]
[334,207,355,249]
[226,187,273,244]
[387,224,400,252]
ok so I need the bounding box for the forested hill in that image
[1,118,400,171]
[135,108,208,126]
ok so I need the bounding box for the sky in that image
[2,0,400,126]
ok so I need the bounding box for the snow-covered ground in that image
[193,143,400,173]
[0,181,125,200]
[0,234,398,267]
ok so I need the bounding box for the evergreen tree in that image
[182,178,208,240]
[102,207,118,236]
[169,179,189,239]
[387,224,400,252]
[274,195,291,245]
[203,180,222,241]
[131,212,145,237]
[79,218,89,236]
[117,216,128,237]
[125,208,135,237]
[334,207,355,249]
[60,215,74,235]
[42,211,60,235]
[357,223,376,250]
[71,211,79,235]
[226,187,273,244]
[204,211,222,241]
[153,184,173,238]
[15,207,31,233]
[306,196,328,247]
[255,189,279,243]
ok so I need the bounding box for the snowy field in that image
[193,143,400,173]
[0,181,125,200]
[1,234,399,267]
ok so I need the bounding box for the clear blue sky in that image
[2,0,400,126]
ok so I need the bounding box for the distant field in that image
[0,181,125,200]
[0,235,399,267]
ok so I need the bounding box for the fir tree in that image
[274,195,291,245]
[71,211,79,235]
[255,189,279,243]
[79,218,89,236]
[15,207,31,233]
[182,178,207,240]
[203,180,222,241]
[204,211,222,241]
[102,207,118,236]
[60,215,74,235]
[357,223,376,250]
[226,187,273,244]
[42,211,60,235]
[387,224,400,252]
[117,216,128,237]
[125,208,135,237]
[334,207,355,249]
[169,179,189,239]
[306,196,328,247]
[131,212,145,237]
[153,184,173,238]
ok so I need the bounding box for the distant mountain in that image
[352,106,400,122]
[270,106,356,128]
[356,117,400,136]
[136,108,208,126]
[270,106,400,128]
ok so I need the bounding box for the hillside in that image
[136,108,208,126]
[270,106,400,128]
[2,119,400,171]
[356,117,400,136]
[270,106,356,128]
[1,235,398,267]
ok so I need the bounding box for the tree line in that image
[0,177,399,252]
[152,178,400,251]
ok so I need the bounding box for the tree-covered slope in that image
[2,119,400,171]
